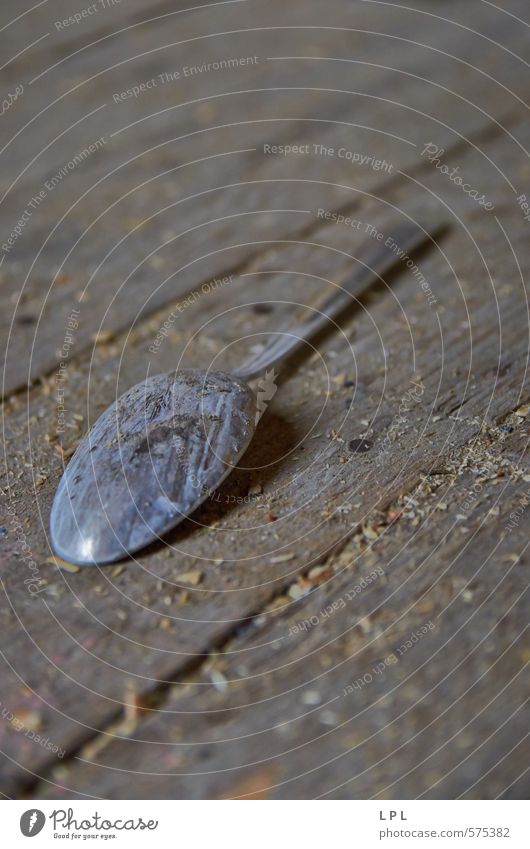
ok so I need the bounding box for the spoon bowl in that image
[50,369,257,565]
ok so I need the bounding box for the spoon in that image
[50,221,438,565]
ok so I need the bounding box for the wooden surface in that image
[0,0,529,799]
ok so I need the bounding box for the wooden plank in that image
[35,426,529,799]
[1,0,528,395]
[1,154,529,794]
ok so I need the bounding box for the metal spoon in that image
[50,221,437,565]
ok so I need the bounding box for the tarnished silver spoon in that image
[50,222,437,565]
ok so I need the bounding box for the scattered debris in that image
[307,565,332,583]
[177,570,202,585]
[348,438,373,453]
[91,330,114,345]
[301,690,321,705]
[9,709,43,733]
[357,616,372,635]
[288,583,304,600]
[218,766,277,800]
[45,555,80,573]
[210,669,228,692]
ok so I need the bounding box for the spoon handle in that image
[233,220,442,382]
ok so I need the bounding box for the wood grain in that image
[0,0,529,800]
